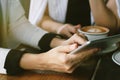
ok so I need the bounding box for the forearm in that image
[89,0,118,32]
[39,15,63,33]
[37,6,63,33]
[20,53,41,70]
[4,50,47,75]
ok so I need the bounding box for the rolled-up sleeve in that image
[4,49,26,75]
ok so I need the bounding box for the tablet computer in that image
[70,34,120,55]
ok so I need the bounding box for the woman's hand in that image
[61,33,87,46]
[57,24,81,38]
[50,33,87,48]
[20,44,99,73]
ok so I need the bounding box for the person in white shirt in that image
[29,0,120,38]
[0,0,99,75]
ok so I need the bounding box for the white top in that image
[116,0,120,17]
[29,0,120,25]
[0,0,47,74]
[29,0,47,25]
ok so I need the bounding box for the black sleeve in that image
[4,49,26,75]
[38,33,59,52]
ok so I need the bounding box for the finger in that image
[74,24,81,29]
[65,31,73,37]
[76,27,88,40]
[56,44,78,53]
[69,24,81,34]
[77,32,88,40]
[72,34,87,45]
[68,28,76,34]
[65,25,77,34]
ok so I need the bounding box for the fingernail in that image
[70,44,77,50]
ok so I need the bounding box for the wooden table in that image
[0,70,92,80]
[0,63,97,80]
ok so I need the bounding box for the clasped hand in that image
[20,33,99,73]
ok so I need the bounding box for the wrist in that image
[56,24,66,34]
[20,53,39,70]
[56,23,64,34]
[20,52,51,71]
[56,24,71,34]
[50,37,65,48]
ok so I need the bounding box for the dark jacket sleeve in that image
[4,49,26,75]
[38,33,59,52]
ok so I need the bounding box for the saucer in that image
[98,43,118,55]
[112,51,120,66]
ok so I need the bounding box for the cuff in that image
[38,33,58,52]
[4,49,26,75]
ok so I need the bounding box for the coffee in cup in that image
[79,26,109,41]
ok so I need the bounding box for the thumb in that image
[75,24,81,29]
[56,44,78,53]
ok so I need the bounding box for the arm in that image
[4,44,98,75]
[3,0,93,75]
[37,6,64,34]
[3,32,87,75]
[8,0,80,50]
[8,0,47,49]
[89,0,119,34]
[37,6,80,38]
[20,44,99,74]
[8,0,86,51]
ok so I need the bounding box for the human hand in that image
[50,32,87,48]
[57,24,81,38]
[38,44,99,73]
[61,33,87,46]
[20,44,99,73]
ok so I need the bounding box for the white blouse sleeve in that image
[0,48,11,74]
[8,0,47,49]
[116,0,120,18]
[29,0,47,25]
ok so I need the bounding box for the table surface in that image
[0,63,97,80]
[0,70,91,80]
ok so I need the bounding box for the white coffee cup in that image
[78,26,109,41]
